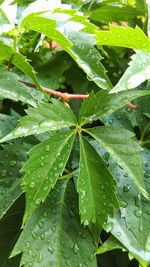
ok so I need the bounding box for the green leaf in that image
[79,89,150,125]
[0,41,41,89]
[89,5,144,23]
[0,114,18,139]
[0,99,77,142]
[0,71,45,106]
[22,129,76,222]
[95,25,150,52]
[110,51,150,93]
[11,180,97,267]
[77,135,118,228]
[21,9,112,89]
[0,139,32,219]
[96,235,126,254]
[0,198,23,267]
[0,8,9,24]
[86,126,148,199]
[103,149,150,267]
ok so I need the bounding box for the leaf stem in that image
[19,80,136,109]
[59,172,74,180]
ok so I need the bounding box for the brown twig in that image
[19,80,136,109]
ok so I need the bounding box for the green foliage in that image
[11,181,97,267]
[0,1,150,267]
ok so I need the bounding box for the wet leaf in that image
[22,130,76,221]
[87,126,148,199]
[11,180,97,267]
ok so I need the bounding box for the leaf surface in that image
[89,5,144,23]
[0,41,40,88]
[110,51,150,93]
[0,71,45,106]
[103,149,150,267]
[0,99,77,142]
[22,130,76,221]
[95,25,150,52]
[79,90,150,125]
[87,126,148,199]
[78,136,118,228]
[11,180,97,267]
[21,9,112,89]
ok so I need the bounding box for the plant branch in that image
[19,80,136,108]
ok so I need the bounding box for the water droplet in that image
[116,232,121,237]
[134,209,142,218]
[45,145,50,151]
[37,253,42,263]
[73,243,80,254]
[105,222,113,232]
[145,162,149,167]
[40,233,45,240]
[139,226,143,232]
[119,197,128,208]
[123,185,130,192]
[51,225,56,232]
[10,160,17,167]
[40,162,44,167]
[48,246,54,254]
[38,220,44,229]
[145,172,150,179]
[35,199,40,205]
[32,231,37,239]
[29,182,35,189]
[26,241,30,248]
[28,249,33,256]
[28,263,32,267]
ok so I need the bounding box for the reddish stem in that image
[19,80,136,108]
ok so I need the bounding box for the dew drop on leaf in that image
[139,226,143,232]
[134,209,142,218]
[116,232,121,237]
[25,241,30,248]
[123,185,130,192]
[28,249,33,256]
[40,233,45,240]
[32,231,37,239]
[38,220,44,229]
[29,182,35,189]
[73,243,80,254]
[48,246,54,254]
[45,145,50,151]
[144,172,150,179]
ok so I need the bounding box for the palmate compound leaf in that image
[86,126,149,200]
[0,41,41,89]
[0,71,46,106]
[0,99,77,143]
[98,149,150,267]
[95,25,150,52]
[110,51,150,93]
[22,129,76,222]
[20,9,112,89]
[77,135,118,229]
[11,180,97,267]
[79,89,150,125]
